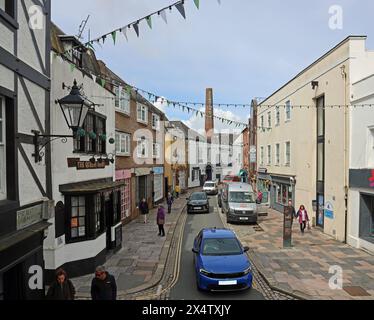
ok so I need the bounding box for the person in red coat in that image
[296,205,310,234]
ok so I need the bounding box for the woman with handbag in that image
[138,198,149,224]
[157,204,166,237]
[296,205,310,234]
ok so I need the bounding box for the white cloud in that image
[183,107,248,135]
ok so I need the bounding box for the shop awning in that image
[59,180,125,195]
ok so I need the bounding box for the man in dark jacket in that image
[46,268,75,300]
[91,266,117,300]
[288,200,297,226]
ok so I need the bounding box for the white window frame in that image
[267,111,272,129]
[275,106,280,126]
[152,113,160,131]
[285,141,291,166]
[260,146,264,166]
[115,131,131,156]
[137,103,148,124]
[137,137,148,158]
[115,86,130,115]
[267,145,271,165]
[0,96,6,200]
[275,143,280,166]
[153,143,161,159]
[285,100,291,122]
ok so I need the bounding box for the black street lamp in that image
[32,80,92,163]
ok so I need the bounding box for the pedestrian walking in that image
[257,190,263,204]
[296,205,310,234]
[157,204,166,237]
[288,199,297,226]
[46,268,75,300]
[91,266,117,300]
[167,192,174,214]
[175,184,180,199]
[138,198,149,224]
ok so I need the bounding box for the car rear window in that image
[204,183,215,187]
[190,193,207,200]
[201,238,242,256]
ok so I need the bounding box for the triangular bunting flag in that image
[217,0,221,5]
[100,78,106,87]
[160,10,168,24]
[176,2,186,19]
[193,0,200,9]
[146,16,152,29]
[196,111,199,117]
[102,35,107,44]
[133,22,140,37]
[121,28,128,41]
[91,74,97,83]
[70,63,75,72]
[126,85,132,95]
[111,31,117,45]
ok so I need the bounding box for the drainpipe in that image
[341,65,349,243]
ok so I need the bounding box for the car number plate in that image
[219,280,237,286]
[195,207,202,210]
[240,217,249,220]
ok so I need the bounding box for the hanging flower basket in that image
[76,128,86,137]
[99,133,107,141]
[89,131,97,140]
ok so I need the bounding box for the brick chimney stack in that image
[205,88,214,144]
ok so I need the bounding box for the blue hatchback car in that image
[192,228,253,291]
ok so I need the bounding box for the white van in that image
[221,182,258,224]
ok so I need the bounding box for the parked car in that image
[203,181,218,195]
[218,188,222,208]
[192,228,252,291]
[221,183,258,224]
[187,192,210,214]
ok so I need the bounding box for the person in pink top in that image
[296,205,310,234]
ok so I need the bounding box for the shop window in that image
[359,194,374,242]
[115,87,130,114]
[70,196,86,239]
[121,180,131,220]
[0,97,6,200]
[94,195,102,233]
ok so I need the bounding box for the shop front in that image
[153,167,164,203]
[0,201,52,300]
[257,168,271,206]
[115,169,132,221]
[135,168,152,207]
[47,178,124,280]
[348,169,374,253]
[270,174,295,213]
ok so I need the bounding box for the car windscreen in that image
[228,191,255,203]
[201,238,242,256]
[190,193,207,200]
[204,183,215,188]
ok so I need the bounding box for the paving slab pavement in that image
[235,209,374,300]
[72,190,196,299]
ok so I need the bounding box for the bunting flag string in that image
[60,0,207,57]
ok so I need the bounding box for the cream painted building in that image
[257,36,374,242]
[347,74,374,253]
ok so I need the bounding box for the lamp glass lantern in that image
[58,80,92,133]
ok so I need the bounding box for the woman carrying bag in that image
[157,204,166,237]
[296,205,310,234]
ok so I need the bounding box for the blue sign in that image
[153,167,164,175]
[324,202,334,219]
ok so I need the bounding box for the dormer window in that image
[58,35,85,68]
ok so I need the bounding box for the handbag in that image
[158,218,165,225]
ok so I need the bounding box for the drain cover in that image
[343,286,370,297]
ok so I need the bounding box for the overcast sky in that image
[52,0,374,132]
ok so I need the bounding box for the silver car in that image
[203,181,218,195]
